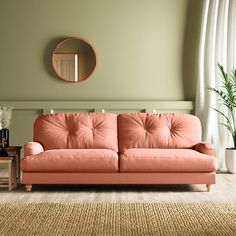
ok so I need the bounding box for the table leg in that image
[8,161,12,191]
[16,151,20,185]
[12,160,16,188]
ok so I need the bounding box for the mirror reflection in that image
[52,38,96,82]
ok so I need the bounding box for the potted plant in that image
[210,63,236,173]
[0,104,13,156]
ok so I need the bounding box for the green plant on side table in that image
[0,104,13,157]
[210,63,236,173]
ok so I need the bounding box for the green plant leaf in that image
[209,63,236,147]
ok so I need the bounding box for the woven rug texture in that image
[0,203,235,236]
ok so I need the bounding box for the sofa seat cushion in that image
[120,149,217,173]
[21,149,118,173]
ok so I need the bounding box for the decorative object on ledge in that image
[0,147,8,157]
[0,104,13,152]
[0,129,9,147]
[52,37,96,83]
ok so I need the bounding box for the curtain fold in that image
[195,0,236,169]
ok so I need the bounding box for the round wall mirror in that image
[52,37,96,82]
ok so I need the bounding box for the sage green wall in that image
[0,0,203,101]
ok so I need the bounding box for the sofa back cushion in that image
[118,113,201,152]
[34,112,118,152]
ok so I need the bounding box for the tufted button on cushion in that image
[34,112,118,151]
[118,113,202,152]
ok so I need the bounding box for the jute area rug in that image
[0,203,235,236]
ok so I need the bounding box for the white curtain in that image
[195,0,236,169]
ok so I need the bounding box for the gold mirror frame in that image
[52,37,96,83]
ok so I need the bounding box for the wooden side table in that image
[0,157,13,191]
[6,146,22,188]
[0,146,22,190]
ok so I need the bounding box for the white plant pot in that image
[225,149,236,174]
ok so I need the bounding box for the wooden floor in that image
[0,173,235,203]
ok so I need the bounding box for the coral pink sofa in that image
[20,112,217,192]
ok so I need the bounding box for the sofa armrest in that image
[194,142,214,156]
[24,142,44,157]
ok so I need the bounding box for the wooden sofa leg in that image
[206,184,213,192]
[25,184,32,192]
